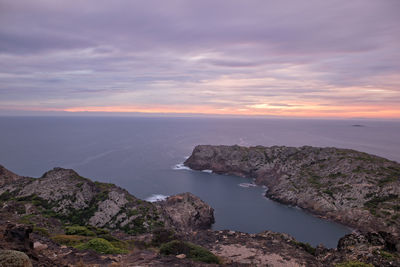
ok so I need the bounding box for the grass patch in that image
[364,194,398,211]
[65,226,96,236]
[75,238,127,254]
[0,190,17,201]
[335,261,373,267]
[377,250,396,260]
[151,228,176,246]
[33,226,50,237]
[51,234,90,246]
[19,214,35,225]
[160,240,219,264]
[307,176,322,188]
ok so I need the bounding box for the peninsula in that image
[185,145,400,236]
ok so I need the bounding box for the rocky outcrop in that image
[324,231,400,266]
[155,193,215,232]
[0,166,214,235]
[187,229,400,267]
[188,229,319,266]
[184,145,400,236]
[0,165,25,187]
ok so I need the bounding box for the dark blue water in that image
[1,116,399,247]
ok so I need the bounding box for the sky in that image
[0,0,399,118]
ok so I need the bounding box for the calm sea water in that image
[1,116,399,247]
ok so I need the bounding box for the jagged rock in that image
[89,190,128,227]
[0,165,23,188]
[33,242,47,251]
[0,166,215,234]
[3,224,33,253]
[185,145,400,236]
[155,193,215,232]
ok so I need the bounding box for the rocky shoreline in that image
[184,145,400,236]
[1,157,400,266]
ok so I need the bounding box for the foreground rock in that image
[155,193,215,231]
[185,145,400,236]
[0,165,213,235]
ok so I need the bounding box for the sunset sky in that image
[1,0,399,118]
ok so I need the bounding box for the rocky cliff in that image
[185,145,400,236]
[0,165,214,235]
[1,163,399,266]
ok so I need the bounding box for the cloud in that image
[0,0,399,118]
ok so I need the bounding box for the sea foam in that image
[145,194,168,202]
[238,183,257,188]
[173,163,191,170]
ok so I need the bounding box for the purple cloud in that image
[0,0,399,117]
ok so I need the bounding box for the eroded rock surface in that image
[155,192,215,231]
[0,166,213,235]
[185,145,400,235]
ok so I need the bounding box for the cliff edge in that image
[185,145,400,236]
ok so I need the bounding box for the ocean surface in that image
[1,116,399,248]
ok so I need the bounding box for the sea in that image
[1,116,399,248]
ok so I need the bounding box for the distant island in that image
[1,145,399,266]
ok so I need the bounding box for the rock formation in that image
[185,145,400,236]
[0,165,214,235]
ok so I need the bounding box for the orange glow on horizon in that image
[60,104,400,119]
[2,104,400,119]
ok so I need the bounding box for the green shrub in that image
[18,214,35,225]
[65,226,96,236]
[33,227,49,237]
[0,249,32,267]
[75,238,127,254]
[364,194,398,210]
[151,228,176,246]
[160,240,219,264]
[335,261,373,267]
[290,240,316,255]
[379,250,395,260]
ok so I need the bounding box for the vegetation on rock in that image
[0,250,32,267]
[75,238,128,254]
[160,240,220,264]
[335,261,373,267]
[185,145,400,235]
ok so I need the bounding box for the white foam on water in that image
[202,169,213,173]
[145,194,168,202]
[173,163,191,170]
[238,183,257,188]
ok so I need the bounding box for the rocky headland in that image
[185,145,400,237]
[1,160,400,266]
